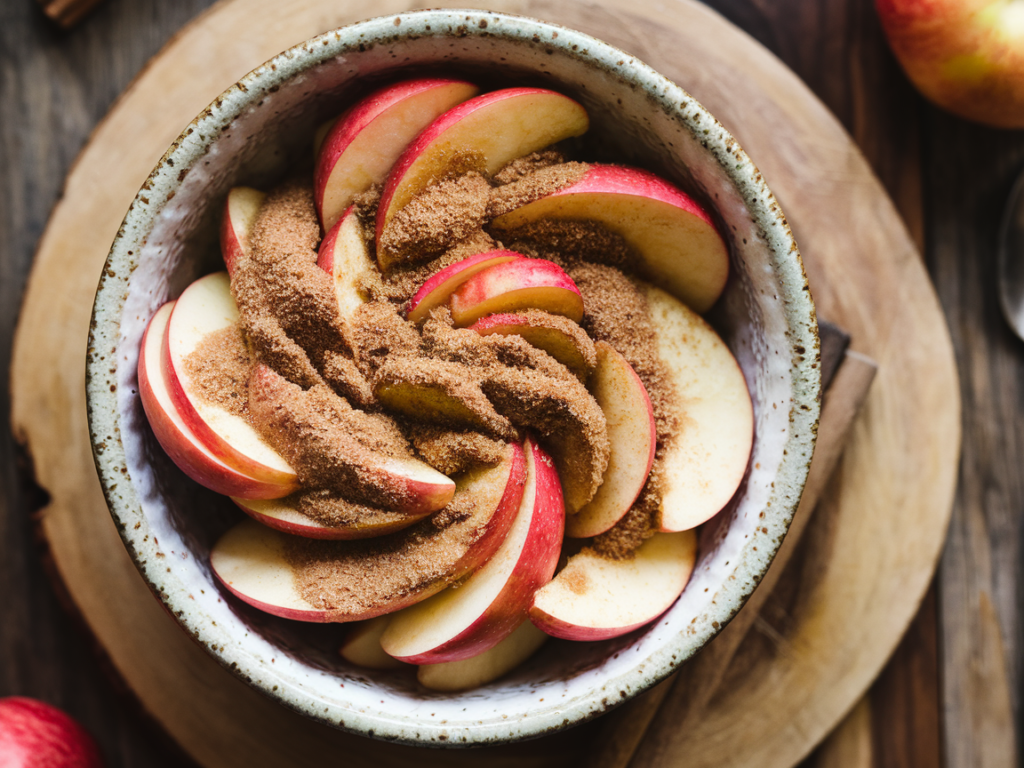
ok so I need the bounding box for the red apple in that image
[529,529,697,641]
[645,286,754,532]
[232,495,430,540]
[0,697,104,768]
[448,258,584,327]
[210,441,526,622]
[163,272,298,487]
[468,311,597,381]
[381,436,564,664]
[339,617,405,670]
[406,250,523,324]
[315,78,480,231]
[220,186,265,277]
[316,205,375,318]
[417,620,548,692]
[375,88,589,270]
[138,302,295,499]
[876,0,1024,128]
[491,164,729,313]
[566,342,655,538]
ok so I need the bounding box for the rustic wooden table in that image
[1,0,1021,766]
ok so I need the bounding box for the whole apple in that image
[0,697,104,768]
[876,0,1024,128]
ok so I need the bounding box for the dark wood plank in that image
[926,109,1024,767]
[0,1,215,765]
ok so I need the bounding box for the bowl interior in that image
[88,10,818,745]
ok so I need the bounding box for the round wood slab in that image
[10,0,960,766]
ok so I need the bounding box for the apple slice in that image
[163,272,297,486]
[406,250,523,324]
[232,495,429,540]
[491,165,729,313]
[646,286,753,531]
[381,436,564,664]
[566,343,655,538]
[339,616,404,670]
[417,620,548,692]
[138,303,294,499]
[316,206,375,318]
[211,441,526,622]
[220,186,265,277]
[376,88,589,270]
[529,530,697,641]
[315,78,480,232]
[248,364,456,515]
[468,311,597,381]
[448,258,584,327]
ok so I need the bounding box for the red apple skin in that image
[314,78,480,231]
[211,442,526,623]
[381,437,564,664]
[138,303,294,500]
[220,187,265,277]
[491,164,728,313]
[0,697,104,768]
[375,87,589,268]
[448,258,584,327]
[232,496,429,540]
[406,250,523,323]
[876,0,1024,128]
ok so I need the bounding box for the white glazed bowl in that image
[86,9,819,746]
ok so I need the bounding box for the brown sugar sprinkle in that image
[360,230,502,305]
[347,301,422,380]
[492,150,569,185]
[487,162,589,218]
[283,453,510,614]
[378,172,491,268]
[500,219,635,270]
[292,488,413,531]
[409,426,507,475]
[182,323,252,418]
[230,180,356,397]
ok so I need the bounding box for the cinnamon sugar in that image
[493,150,569,185]
[499,219,635,270]
[410,426,506,475]
[183,323,251,418]
[487,162,589,218]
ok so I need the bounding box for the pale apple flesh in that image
[406,250,523,324]
[529,530,697,641]
[138,302,295,499]
[375,87,589,270]
[645,286,753,532]
[468,311,597,382]
[381,436,564,664]
[211,441,526,622]
[491,164,729,313]
[339,616,405,670]
[316,205,375,318]
[220,187,265,277]
[315,78,480,231]
[566,342,656,538]
[163,272,298,486]
[232,495,430,540]
[417,620,548,692]
[448,258,584,327]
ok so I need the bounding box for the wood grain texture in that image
[2,0,996,766]
[588,349,877,768]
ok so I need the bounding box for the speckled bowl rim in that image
[86,9,820,746]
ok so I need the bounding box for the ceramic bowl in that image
[86,9,819,746]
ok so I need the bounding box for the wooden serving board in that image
[9,0,960,766]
